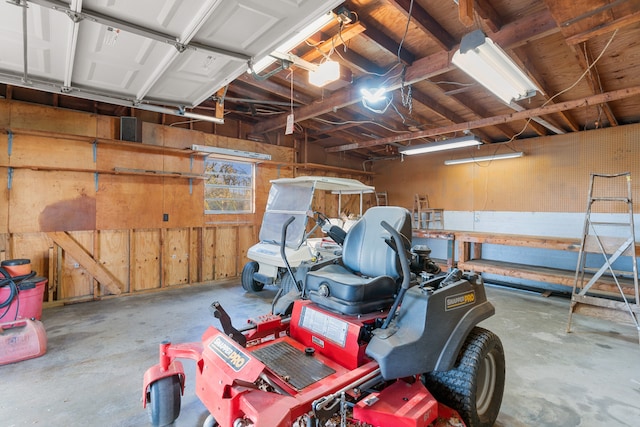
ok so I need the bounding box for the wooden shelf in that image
[112,167,204,179]
[458,258,637,298]
[1,164,204,179]
[2,127,208,157]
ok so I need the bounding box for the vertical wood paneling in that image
[162,177,204,228]
[96,175,164,230]
[214,226,237,279]
[202,227,216,281]
[96,230,130,293]
[9,233,51,280]
[60,231,94,299]
[190,227,202,283]
[131,229,161,291]
[9,170,96,233]
[162,228,190,286]
[0,167,8,234]
[10,103,98,136]
[237,225,255,274]
[0,100,10,128]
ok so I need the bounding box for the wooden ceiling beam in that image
[474,0,502,32]
[234,74,315,105]
[458,0,474,27]
[512,46,579,132]
[358,17,415,64]
[565,10,640,45]
[446,93,516,140]
[325,85,640,152]
[300,22,367,63]
[409,90,495,141]
[387,0,456,50]
[572,42,619,126]
[252,9,559,135]
[338,49,387,75]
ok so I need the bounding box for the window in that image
[204,158,254,214]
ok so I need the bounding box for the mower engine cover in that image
[366,273,494,379]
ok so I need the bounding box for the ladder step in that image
[590,197,631,202]
[572,294,640,313]
[582,267,636,277]
[589,221,632,226]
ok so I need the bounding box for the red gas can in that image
[0,319,47,365]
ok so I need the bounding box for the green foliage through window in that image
[204,158,254,214]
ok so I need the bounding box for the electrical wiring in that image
[313,117,411,134]
[503,29,619,146]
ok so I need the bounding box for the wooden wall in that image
[0,100,373,305]
[373,123,640,215]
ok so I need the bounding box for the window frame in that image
[203,157,255,215]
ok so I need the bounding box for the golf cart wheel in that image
[422,327,505,427]
[241,261,263,292]
[280,271,297,294]
[147,375,182,427]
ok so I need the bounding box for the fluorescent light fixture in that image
[309,60,340,87]
[444,152,524,165]
[399,136,482,155]
[452,30,539,104]
[191,144,271,161]
[250,11,335,74]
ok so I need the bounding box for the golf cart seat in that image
[305,206,412,315]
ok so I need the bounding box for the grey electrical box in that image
[120,116,141,142]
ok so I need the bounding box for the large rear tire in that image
[147,375,182,427]
[422,327,505,427]
[241,261,263,292]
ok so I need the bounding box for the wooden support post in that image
[215,87,225,120]
[48,246,55,302]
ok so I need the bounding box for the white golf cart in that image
[241,176,375,292]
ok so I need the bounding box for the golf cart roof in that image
[270,176,375,194]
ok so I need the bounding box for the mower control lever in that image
[380,220,412,330]
[209,301,247,347]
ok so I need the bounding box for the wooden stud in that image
[458,0,474,27]
[47,231,122,296]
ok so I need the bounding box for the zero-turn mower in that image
[143,206,505,427]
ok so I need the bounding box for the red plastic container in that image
[0,319,47,365]
[0,277,47,322]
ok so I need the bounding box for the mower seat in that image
[305,206,412,315]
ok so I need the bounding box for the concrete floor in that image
[1,281,639,427]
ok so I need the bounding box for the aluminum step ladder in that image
[567,172,640,343]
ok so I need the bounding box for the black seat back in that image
[342,206,412,279]
[303,206,413,315]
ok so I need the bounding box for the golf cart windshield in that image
[259,182,314,249]
[258,176,374,249]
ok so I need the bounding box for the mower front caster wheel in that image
[241,261,263,292]
[203,414,218,427]
[147,375,182,427]
[423,327,505,427]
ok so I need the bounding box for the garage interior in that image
[1,0,639,426]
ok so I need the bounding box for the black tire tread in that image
[241,261,263,292]
[423,327,505,427]
[148,375,181,427]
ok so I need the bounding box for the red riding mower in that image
[142,206,505,427]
